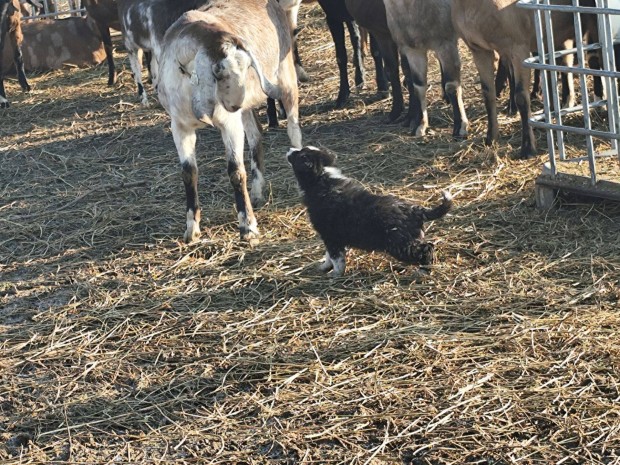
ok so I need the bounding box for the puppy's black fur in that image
[287,146,453,276]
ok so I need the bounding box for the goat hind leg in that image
[325,17,350,109]
[220,112,260,244]
[171,120,202,243]
[401,47,428,137]
[128,47,148,106]
[345,20,365,89]
[242,110,266,208]
[280,82,302,149]
[10,25,30,93]
[471,47,499,146]
[436,43,468,138]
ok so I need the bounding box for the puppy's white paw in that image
[317,252,333,273]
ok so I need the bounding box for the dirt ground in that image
[1,5,619,464]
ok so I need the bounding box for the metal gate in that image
[22,0,84,21]
[518,0,620,207]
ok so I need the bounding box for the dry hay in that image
[1,5,619,465]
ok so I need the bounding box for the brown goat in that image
[2,16,105,73]
[452,0,598,159]
[384,0,468,138]
[0,0,41,107]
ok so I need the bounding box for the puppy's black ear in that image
[316,149,336,167]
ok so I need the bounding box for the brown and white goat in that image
[157,0,302,244]
[451,0,596,159]
[82,0,120,86]
[0,0,40,107]
[384,0,469,138]
[118,0,210,106]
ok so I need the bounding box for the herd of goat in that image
[0,0,615,261]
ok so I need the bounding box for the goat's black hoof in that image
[0,101,10,109]
[267,120,279,129]
[296,65,310,83]
[334,94,350,109]
[386,110,403,124]
[518,148,538,160]
[401,117,412,128]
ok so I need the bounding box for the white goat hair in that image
[157,0,302,244]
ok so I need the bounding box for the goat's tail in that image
[246,49,282,101]
[422,191,453,221]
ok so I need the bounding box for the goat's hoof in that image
[267,120,279,129]
[0,101,9,109]
[23,84,31,93]
[250,195,265,209]
[296,65,310,83]
[242,231,260,247]
[413,125,427,137]
[518,148,538,160]
[334,94,350,109]
[386,108,403,124]
[183,229,201,244]
[453,123,469,139]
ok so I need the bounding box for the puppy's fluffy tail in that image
[422,191,453,221]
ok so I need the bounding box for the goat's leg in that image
[219,111,260,244]
[280,76,303,149]
[96,21,116,86]
[127,46,148,106]
[497,55,517,115]
[369,34,389,94]
[375,36,404,123]
[0,22,9,108]
[561,44,575,108]
[496,55,509,98]
[266,97,278,128]
[345,20,365,89]
[10,24,30,93]
[324,17,350,109]
[171,119,201,243]
[401,47,429,137]
[436,43,468,138]
[511,52,537,159]
[242,110,266,208]
[471,47,499,147]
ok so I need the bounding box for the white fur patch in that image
[184,209,201,243]
[318,251,333,272]
[331,255,346,277]
[286,147,301,158]
[324,167,346,180]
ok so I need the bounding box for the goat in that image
[384,0,469,138]
[157,0,302,244]
[494,1,599,115]
[82,0,120,86]
[266,0,307,128]
[277,0,309,81]
[1,16,105,73]
[452,0,599,159]
[0,0,41,108]
[345,0,405,122]
[316,0,366,109]
[118,0,210,106]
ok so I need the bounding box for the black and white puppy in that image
[287,146,453,276]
